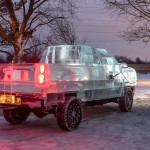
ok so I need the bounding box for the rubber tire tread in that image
[57,97,82,131]
[119,88,133,112]
[3,106,30,124]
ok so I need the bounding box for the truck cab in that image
[40,45,136,100]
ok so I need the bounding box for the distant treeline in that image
[115,56,150,64]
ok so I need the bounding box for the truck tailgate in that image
[0,64,40,94]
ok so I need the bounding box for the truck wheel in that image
[57,97,82,131]
[3,106,31,124]
[118,88,133,112]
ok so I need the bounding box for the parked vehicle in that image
[0,45,137,130]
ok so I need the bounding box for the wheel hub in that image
[71,111,76,117]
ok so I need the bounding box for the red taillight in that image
[40,64,45,74]
[35,63,50,87]
[38,74,44,83]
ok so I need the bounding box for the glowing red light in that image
[40,64,45,74]
[7,74,11,80]
[34,63,50,87]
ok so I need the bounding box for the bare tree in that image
[0,0,75,62]
[46,19,76,45]
[22,37,44,63]
[115,55,135,64]
[0,45,14,62]
[20,19,76,63]
[103,0,150,43]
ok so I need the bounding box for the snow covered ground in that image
[0,74,150,150]
[137,73,150,80]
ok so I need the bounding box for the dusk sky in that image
[74,0,150,61]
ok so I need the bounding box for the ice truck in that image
[0,45,137,130]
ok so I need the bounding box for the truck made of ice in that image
[0,45,137,130]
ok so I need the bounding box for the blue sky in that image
[74,0,150,61]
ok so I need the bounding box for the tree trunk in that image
[12,35,24,63]
[12,45,23,63]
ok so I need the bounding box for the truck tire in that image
[3,106,31,124]
[57,97,82,131]
[118,88,133,112]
